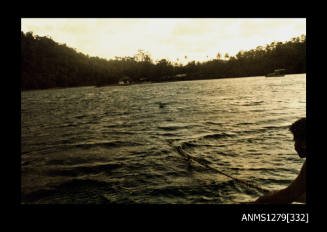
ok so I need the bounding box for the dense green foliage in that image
[21,31,306,90]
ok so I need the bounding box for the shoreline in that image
[21,73,306,92]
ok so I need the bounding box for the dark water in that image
[21,74,306,204]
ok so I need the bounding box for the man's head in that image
[289,117,306,158]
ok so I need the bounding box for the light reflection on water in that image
[21,74,306,204]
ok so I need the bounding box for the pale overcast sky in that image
[21,18,306,64]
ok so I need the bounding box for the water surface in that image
[21,74,306,204]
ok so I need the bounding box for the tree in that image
[21,31,306,90]
[134,49,152,63]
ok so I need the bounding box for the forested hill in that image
[21,31,306,90]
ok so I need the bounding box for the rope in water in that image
[176,146,269,193]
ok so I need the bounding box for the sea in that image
[21,74,306,204]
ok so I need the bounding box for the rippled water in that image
[21,74,306,204]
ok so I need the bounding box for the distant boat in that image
[265,69,286,77]
[118,76,132,85]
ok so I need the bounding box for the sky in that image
[21,18,306,64]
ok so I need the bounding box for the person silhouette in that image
[254,117,306,204]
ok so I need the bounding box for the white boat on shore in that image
[265,69,286,77]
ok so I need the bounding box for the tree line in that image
[21,31,306,90]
